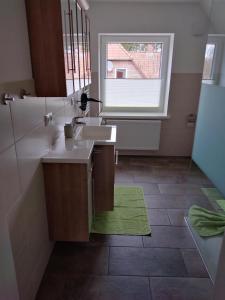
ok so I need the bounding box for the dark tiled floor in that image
[36,156,214,300]
[150,277,213,300]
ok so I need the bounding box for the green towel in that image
[216,200,225,211]
[189,205,225,237]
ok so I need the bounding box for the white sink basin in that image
[76,125,113,141]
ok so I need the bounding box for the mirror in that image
[61,0,91,95]
[202,34,225,86]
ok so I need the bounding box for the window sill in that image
[99,112,170,120]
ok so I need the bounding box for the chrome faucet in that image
[71,116,86,128]
[1,93,15,105]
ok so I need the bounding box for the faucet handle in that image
[1,93,15,105]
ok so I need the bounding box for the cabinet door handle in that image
[64,10,69,74]
[81,9,86,87]
[71,9,76,73]
[75,1,81,90]
[115,150,119,165]
[87,17,91,80]
[68,10,75,72]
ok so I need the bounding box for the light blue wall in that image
[192,83,225,196]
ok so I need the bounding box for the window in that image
[99,34,174,116]
[116,68,127,79]
[202,34,225,85]
[202,44,216,81]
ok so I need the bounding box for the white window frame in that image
[202,34,225,85]
[98,33,174,117]
[115,68,127,79]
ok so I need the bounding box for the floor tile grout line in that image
[107,246,110,275]
[76,273,210,279]
[148,277,153,300]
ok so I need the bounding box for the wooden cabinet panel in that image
[25,0,66,96]
[93,145,115,212]
[25,0,92,96]
[43,163,90,241]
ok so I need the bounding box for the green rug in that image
[201,187,225,211]
[91,186,151,235]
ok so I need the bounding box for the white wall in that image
[201,0,213,18]
[0,0,32,83]
[88,2,209,156]
[210,0,225,34]
[88,2,208,74]
[0,96,79,300]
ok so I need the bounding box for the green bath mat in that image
[91,186,151,235]
[202,187,225,211]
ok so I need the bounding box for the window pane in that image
[105,42,163,107]
[104,79,161,107]
[203,44,216,80]
[106,43,162,79]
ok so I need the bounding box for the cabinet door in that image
[43,163,90,241]
[93,145,115,212]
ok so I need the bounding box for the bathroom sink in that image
[76,125,113,141]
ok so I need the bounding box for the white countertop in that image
[42,117,117,164]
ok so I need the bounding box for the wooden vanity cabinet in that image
[93,145,115,212]
[43,162,92,241]
[42,145,115,242]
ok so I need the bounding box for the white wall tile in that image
[10,98,45,141]
[0,214,19,300]
[16,123,50,191]
[8,165,53,300]
[45,97,65,114]
[0,105,14,153]
[0,146,20,214]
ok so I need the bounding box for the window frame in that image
[202,34,225,84]
[98,33,174,117]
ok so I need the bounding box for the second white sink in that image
[77,125,113,141]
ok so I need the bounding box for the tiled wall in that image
[0,95,79,300]
[0,79,35,98]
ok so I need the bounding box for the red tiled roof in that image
[107,44,132,60]
[107,44,161,78]
[130,51,161,78]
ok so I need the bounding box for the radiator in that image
[106,119,161,150]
